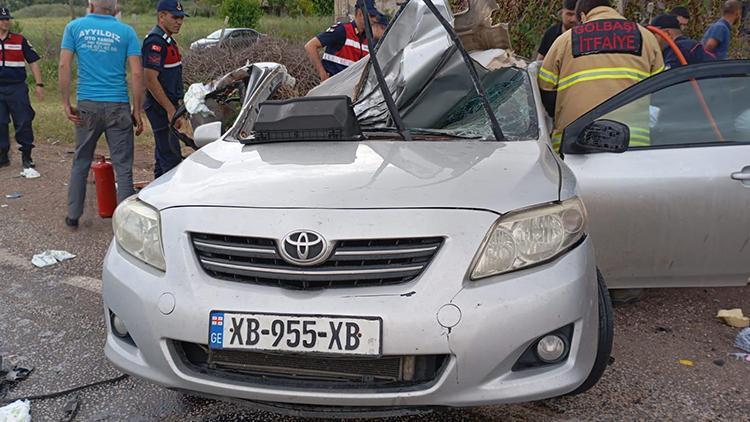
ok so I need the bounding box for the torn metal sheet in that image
[183,63,295,146]
[308,0,527,133]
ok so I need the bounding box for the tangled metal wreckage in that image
[179,0,529,148]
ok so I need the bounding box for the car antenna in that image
[358,0,412,141]
[418,0,505,141]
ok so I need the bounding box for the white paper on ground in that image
[31,250,76,268]
[0,400,31,422]
[19,168,41,179]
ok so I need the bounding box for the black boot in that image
[21,149,34,169]
[0,149,8,167]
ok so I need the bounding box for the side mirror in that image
[574,119,630,153]
[193,121,223,148]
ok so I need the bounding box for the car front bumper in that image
[102,207,599,409]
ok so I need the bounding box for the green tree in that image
[312,0,333,16]
[219,0,262,27]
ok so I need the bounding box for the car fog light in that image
[112,314,129,338]
[536,335,566,363]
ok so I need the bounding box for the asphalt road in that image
[1,142,749,421]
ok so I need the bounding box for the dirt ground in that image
[1,141,749,421]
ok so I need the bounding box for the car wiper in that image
[359,0,412,142]
[359,0,505,142]
[362,127,484,140]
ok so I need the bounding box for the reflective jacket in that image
[0,33,39,83]
[321,22,368,74]
[538,6,664,148]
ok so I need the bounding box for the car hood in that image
[192,38,217,47]
[139,140,560,213]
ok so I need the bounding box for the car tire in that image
[568,268,613,395]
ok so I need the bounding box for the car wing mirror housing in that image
[194,121,223,148]
[567,119,630,154]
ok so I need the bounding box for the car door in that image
[560,61,750,288]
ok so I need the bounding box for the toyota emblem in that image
[279,230,330,266]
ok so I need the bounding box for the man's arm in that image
[58,49,80,125]
[128,55,144,135]
[304,37,328,81]
[29,61,43,101]
[144,68,179,126]
[703,37,719,53]
[536,53,545,61]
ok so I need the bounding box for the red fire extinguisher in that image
[91,155,117,218]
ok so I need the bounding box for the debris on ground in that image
[5,366,33,382]
[728,352,750,362]
[716,308,750,328]
[4,192,21,199]
[655,326,673,333]
[19,168,41,179]
[678,359,694,367]
[0,400,31,422]
[1,204,7,208]
[713,359,725,367]
[1,355,34,401]
[60,397,80,422]
[31,250,76,268]
[735,327,750,352]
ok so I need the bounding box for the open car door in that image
[561,61,750,288]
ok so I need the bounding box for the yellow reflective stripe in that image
[558,66,651,85]
[630,140,650,146]
[551,132,562,152]
[558,73,645,91]
[630,127,649,135]
[538,67,559,85]
[651,65,664,76]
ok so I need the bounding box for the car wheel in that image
[568,268,613,395]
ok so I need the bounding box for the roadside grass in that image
[13,14,329,146]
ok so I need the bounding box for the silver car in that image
[189,28,262,51]
[103,1,749,417]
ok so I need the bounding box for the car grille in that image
[191,233,443,289]
[173,341,448,390]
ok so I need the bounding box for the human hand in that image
[132,110,144,136]
[34,86,44,101]
[64,103,81,125]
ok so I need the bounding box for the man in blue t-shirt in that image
[59,0,143,228]
[702,0,741,60]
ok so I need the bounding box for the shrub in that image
[286,0,316,17]
[14,3,86,18]
[312,0,333,16]
[219,0,263,28]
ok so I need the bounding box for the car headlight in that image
[470,197,586,280]
[113,197,166,271]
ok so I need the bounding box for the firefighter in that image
[304,0,388,82]
[0,7,43,170]
[143,0,186,178]
[538,0,664,150]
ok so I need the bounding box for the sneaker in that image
[65,217,79,228]
[21,150,35,169]
[0,149,8,167]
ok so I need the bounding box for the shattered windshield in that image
[430,67,537,141]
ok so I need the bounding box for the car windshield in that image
[419,67,537,141]
[206,29,226,39]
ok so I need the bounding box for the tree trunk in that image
[334,0,349,21]
[69,0,76,20]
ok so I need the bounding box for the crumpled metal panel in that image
[307,0,526,130]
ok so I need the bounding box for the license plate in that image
[208,311,382,356]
